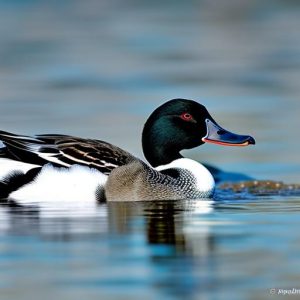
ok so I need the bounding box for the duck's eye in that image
[180,112,193,121]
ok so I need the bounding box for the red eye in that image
[180,112,193,121]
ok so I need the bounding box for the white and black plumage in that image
[105,158,215,201]
[0,134,135,203]
[0,133,134,173]
[0,99,255,203]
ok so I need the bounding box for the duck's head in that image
[142,98,255,167]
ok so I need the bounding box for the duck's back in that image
[0,131,135,175]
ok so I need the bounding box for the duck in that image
[0,98,255,203]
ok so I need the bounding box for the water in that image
[1,195,300,300]
[0,0,300,299]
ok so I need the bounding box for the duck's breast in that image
[156,158,215,197]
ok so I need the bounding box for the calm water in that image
[0,0,300,299]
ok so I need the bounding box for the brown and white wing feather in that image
[0,131,135,174]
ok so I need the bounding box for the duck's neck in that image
[142,124,182,167]
[143,143,183,167]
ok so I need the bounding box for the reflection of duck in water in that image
[107,199,215,256]
[0,99,254,203]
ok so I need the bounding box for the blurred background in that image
[0,0,299,182]
[1,2,300,300]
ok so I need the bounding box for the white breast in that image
[9,164,107,206]
[155,158,215,194]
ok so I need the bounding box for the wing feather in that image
[0,131,134,174]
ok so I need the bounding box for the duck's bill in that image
[202,119,255,146]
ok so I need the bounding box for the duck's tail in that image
[0,130,46,164]
[0,168,41,199]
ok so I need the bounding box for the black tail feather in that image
[0,168,41,199]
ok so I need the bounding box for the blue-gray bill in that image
[202,119,255,146]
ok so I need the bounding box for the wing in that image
[0,131,135,175]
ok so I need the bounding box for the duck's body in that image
[0,158,213,203]
[6,164,107,205]
[105,158,214,201]
[0,99,255,203]
[0,132,136,202]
